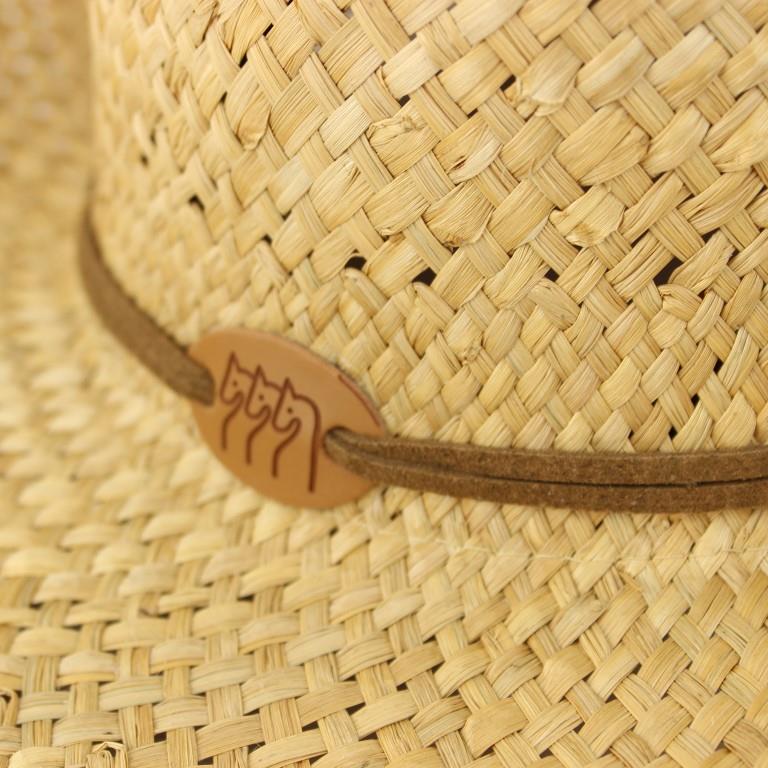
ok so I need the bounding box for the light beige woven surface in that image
[92,0,768,455]
[4,2,768,768]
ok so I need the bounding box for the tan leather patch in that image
[189,329,385,508]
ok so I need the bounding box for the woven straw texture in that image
[91,0,768,455]
[3,2,768,768]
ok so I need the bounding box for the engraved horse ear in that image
[253,365,268,386]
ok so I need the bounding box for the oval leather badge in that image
[189,329,385,508]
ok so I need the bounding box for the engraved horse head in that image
[220,352,252,405]
[219,352,253,450]
[243,366,283,464]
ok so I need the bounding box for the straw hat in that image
[4,0,768,766]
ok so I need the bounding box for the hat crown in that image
[92,0,768,454]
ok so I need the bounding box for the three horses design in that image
[219,352,321,492]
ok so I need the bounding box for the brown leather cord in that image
[80,223,214,405]
[325,428,768,487]
[81,220,768,512]
[324,429,768,513]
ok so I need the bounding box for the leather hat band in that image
[80,221,768,513]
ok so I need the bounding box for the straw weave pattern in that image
[3,2,768,768]
[92,0,768,455]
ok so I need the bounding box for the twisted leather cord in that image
[80,221,768,513]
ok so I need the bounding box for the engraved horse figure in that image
[219,352,254,451]
[220,355,285,468]
[243,366,283,466]
[271,379,321,492]
[219,356,317,488]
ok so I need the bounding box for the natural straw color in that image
[3,3,768,768]
[91,0,768,457]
